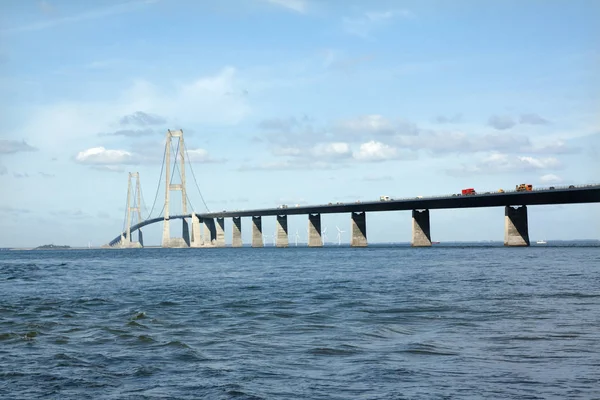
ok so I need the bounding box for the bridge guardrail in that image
[312,183,600,206]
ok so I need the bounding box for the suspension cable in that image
[185,192,195,214]
[166,139,182,215]
[155,140,180,219]
[133,185,142,226]
[121,180,130,233]
[145,140,168,219]
[183,141,211,213]
[170,140,195,214]
[138,184,150,220]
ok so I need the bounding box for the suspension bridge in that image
[109,129,600,248]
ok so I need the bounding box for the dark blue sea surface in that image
[1,246,599,399]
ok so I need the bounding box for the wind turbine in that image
[322,226,328,246]
[295,229,300,246]
[263,233,270,246]
[336,226,345,246]
[272,229,277,246]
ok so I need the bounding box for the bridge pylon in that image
[119,172,143,248]
[162,129,191,248]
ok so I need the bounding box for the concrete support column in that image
[308,213,322,247]
[182,219,190,247]
[504,205,530,246]
[119,233,142,248]
[191,213,203,247]
[161,218,170,247]
[138,230,144,247]
[276,215,289,248]
[232,217,242,247]
[204,218,216,246]
[252,216,263,247]
[216,217,226,247]
[351,212,368,247]
[412,209,432,247]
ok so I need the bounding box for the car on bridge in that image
[516,183,533,192]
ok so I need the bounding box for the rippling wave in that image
[1,246,599,399]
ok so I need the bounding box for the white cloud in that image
[75,147,138,165]
[530,140,576,154]
[311,142,351,158]
[518,156,561,169]
[488,115,516,130]
[259,114,578,165]
[14,67,250,151]
[520,113,550,125]
[272,146,303,156]
[488,112,550,130]
[92,165,125,173]
[540,174,563,183]
[186,148,224,163]
[0,140,37,154]
[395,131,534,153]
[353,140,399,162]
[337,114,396,135]
[447,153,562,175]
[335,114,417,138]
[265,0,307,13]
[119,111,166,126]
[238,160,335,171]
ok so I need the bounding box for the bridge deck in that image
[201,185,600,218]
[109,185,600,246]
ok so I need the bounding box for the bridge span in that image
[110,128,600,248]
[111,184,600,248]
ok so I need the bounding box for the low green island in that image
[35,244,71,249]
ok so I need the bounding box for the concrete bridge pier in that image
[308,213,322,247]
[351,212,368,247]
[232,217,243,247]
[182,219,190,247]
[252,216,264,247]
[190,213,203,247]
[119,233,143,248]
[161,218,170,247]
[412,209,432,247]
[120,233,128,246]
[138,230,144,247]
[504,205,530,246]
[161,218,189,248]
[203,218,217,246]
[216,217,226,247]
[276,215,289,248]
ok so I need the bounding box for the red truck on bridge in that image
[461,188,476,195]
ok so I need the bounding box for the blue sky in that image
[0,0,598,247]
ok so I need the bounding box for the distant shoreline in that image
[1,240,599,251]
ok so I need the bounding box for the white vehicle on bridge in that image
[379,195,391,201]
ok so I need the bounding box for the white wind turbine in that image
[295,229,300,246]
[322,226,328,246]
[336,226,345,246]
[263,233,270,246]
[272,229,277,246]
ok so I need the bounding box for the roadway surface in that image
[109,185,600,246]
